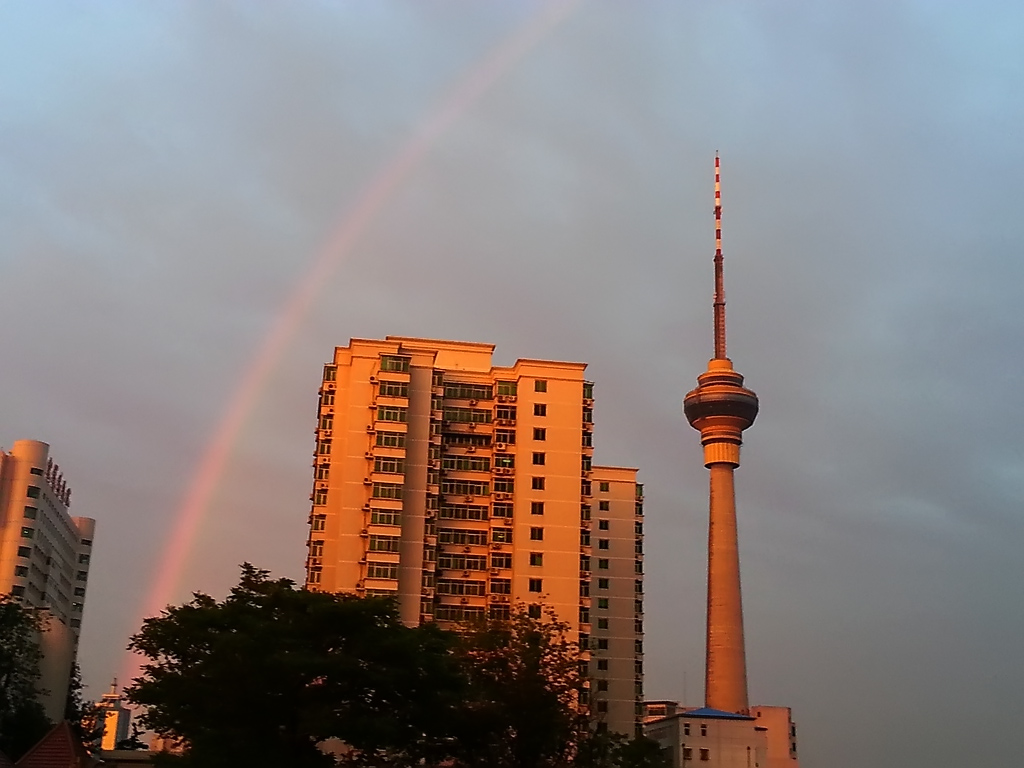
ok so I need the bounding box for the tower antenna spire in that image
[713,152,727,359]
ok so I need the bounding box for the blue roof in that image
[682,707,754,721]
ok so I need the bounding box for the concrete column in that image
[397,366,430,626]
[705,462,748,713]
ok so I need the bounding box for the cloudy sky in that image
[3,1,1023,765]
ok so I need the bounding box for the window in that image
[74,587,86,597]
[597,638,609,650]
[495,429,516,444]
[81,539,92,547]
[76,571,88,582]
[635,618,644,633]
[494,454,515,468]
[369,535,401,552]
[376,430,406,448]
[23,506,36,519]
[597,618,609,629]
[440,504,488,521]
[635,579,643,593]
[492,527,513,543]
[635,560,644,573]
[534,403,547,416]
[491,553,513,568]
[580,555,591,572]
[583,408,594,424]
[496,380,517,396]
[377,406,408,423]
[489,605,511,620]
[443,456,490,472]
[635,599,644,613]
[533,428,546,441]
[580,530,590,546]
[490,578,511,594]
[378,380,409,398]
[26,486,40,499]
[597,659,608,671]
[580,504,591,520]
[445,407,491,423]
[582,431,593,447]
[444,383,492,400]
[314,488,328,505]
[14,566,28,577]
[493,478,515,493]
[581,480,592,496]
[309,540,324,557]
[435,605,486,622]
[635,659,643,675]
[529,578,543,593]
[30,467,43,476]
[323,365,337,381]
[527,604,542,619]
[441,480,489,496]
[598,559,609,570]
[78,554,90,564]
[380,355,410,372]
[581,454,592,471]
[635,521,643,535]
[11,586,25,597]
[535,380,547,392]
[598,539,610,550]
[20,527,33,539]
[437,579,486,596]
[374,456,405,474]
[312,515,327,531]
[319,415,334,430]
[682,747,693,761]
[321,391,335,406]
[595,701,608,714]
[634,639,643,653]
[579,633,590,650]
[599,500,610,511]
[600,481,610,493]
[495,405,517,421]
[598,578,609,589]
[492,503,513,518]
[583,382,594,399]
[598,519,609,529]
[597,597,609,610]
[529,552,544,566]
[439,529,488,546]
[372,483,403,500]
[530,527,544,541]
[699,724,708,736]
[699,748,709,762]
[437,554,487,571]
[316,464,330,480]
[17,547,30,558]
[531,501,545,516]
[531,477,545,490]
[532,452,545,465]
[596,680,608,692]
[635,502,644,516]
[368,561,399,581]
[579,580,590,597]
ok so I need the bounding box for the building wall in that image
[305,337,644,735]
[0,439,95,721]
[645,713,768,768]
[751,706,799,767]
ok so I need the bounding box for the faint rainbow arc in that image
[126,0,582,680]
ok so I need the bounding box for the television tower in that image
[683,155,759,714]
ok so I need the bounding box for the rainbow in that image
[123,0,582,684]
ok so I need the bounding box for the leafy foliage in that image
[127,564,464,767]
[0,595,51,759]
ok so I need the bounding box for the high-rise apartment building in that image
[0,439,95,721]
[304,337,645,734]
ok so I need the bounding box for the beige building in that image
[643,703,799,768]
[0,439,95,721]
[304,337,645,735]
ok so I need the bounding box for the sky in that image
[2,1,1023,765]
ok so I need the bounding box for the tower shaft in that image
[683,155,759,714]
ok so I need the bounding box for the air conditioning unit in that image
[356,580,365,587]
[326,383,336,390]
[360,529,369,537]
[462,570,471,577]
[495,442,507,451]
[362,504,371,511]
[358,557,367,564]
[490,568,500,575]
[369,376,376,382]
[469,423,476,430]
[497,395,507,402]
[363,477,371,484]
[366,426,375,433]
[467,446,476,453]
[460,597,469,605]
[491,543,502,550]
[470,399,477,406]
[322,429,332,437]
[464,496,474,503]
[365,451,373,458]
[462,546,471,553]
[499,596,509,603]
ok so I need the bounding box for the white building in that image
[0,439,95,721]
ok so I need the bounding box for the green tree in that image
[0,595,51,759]
[127,564,465,768]
[64,662,104,750]
[448,606,589,768]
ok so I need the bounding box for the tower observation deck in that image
[683,155,759,714]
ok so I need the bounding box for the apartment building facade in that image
[0,439,95,720]
[304,337,645,734]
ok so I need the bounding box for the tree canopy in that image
[128,565,666,768]
[0,595,51,759]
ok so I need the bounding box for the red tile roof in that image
[15,722,94,768]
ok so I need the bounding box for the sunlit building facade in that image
[0,439,95,721]
[304,336,645,734]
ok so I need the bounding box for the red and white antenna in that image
[713,153,727,359]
